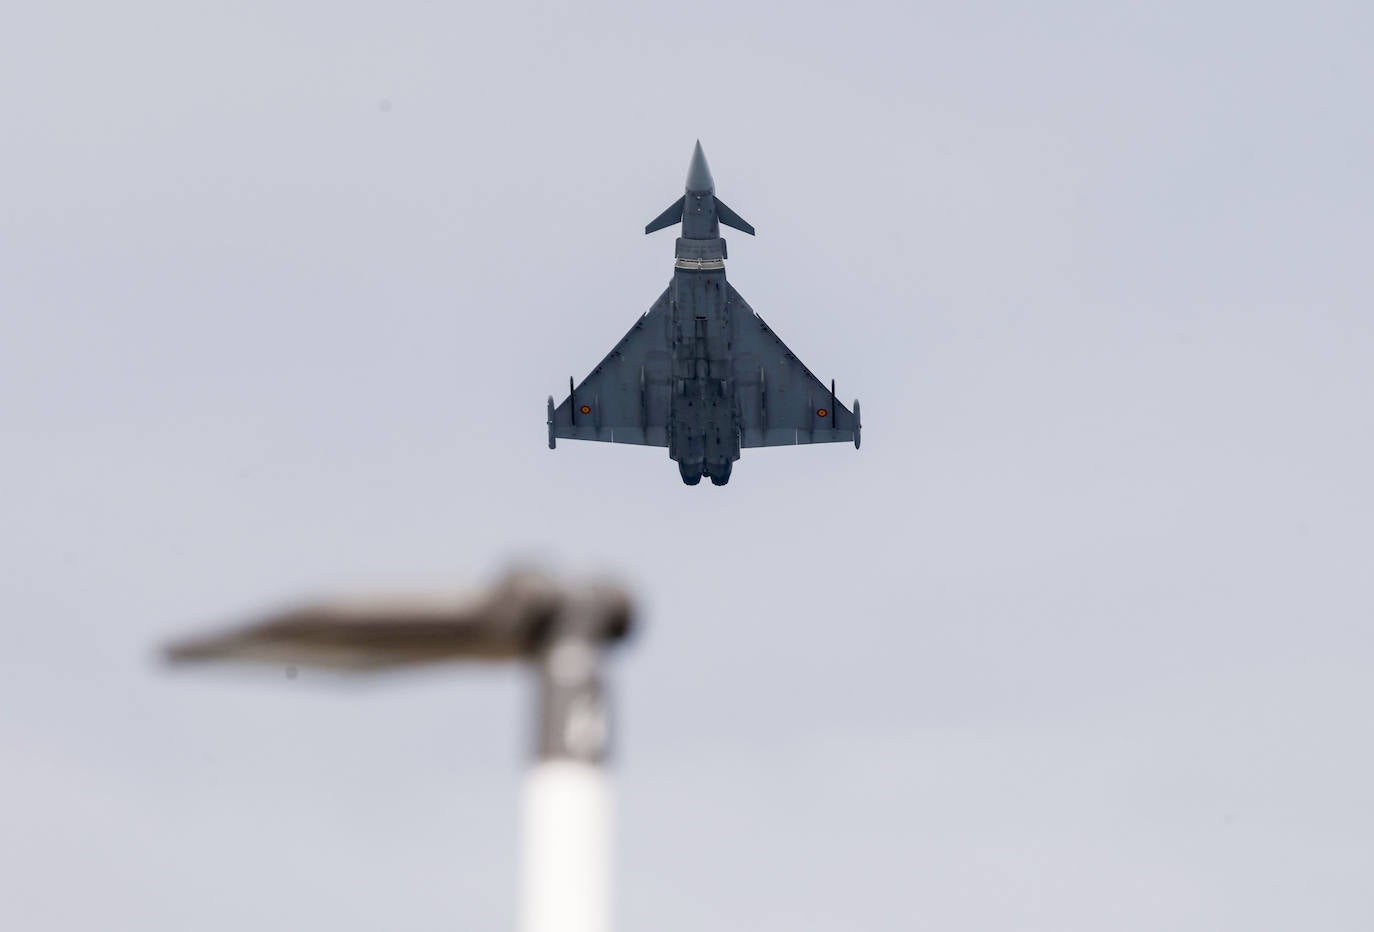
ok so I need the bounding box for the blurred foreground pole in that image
[164,570,634,932]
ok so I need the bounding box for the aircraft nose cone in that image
[685,140,714,192]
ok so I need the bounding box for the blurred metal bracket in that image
[163,569,633,672]
[163,568,637,932]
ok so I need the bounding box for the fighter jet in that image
[547,142,861,486]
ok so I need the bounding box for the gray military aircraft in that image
[547,142,861,485]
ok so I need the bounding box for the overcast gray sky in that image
[4,1,1373,929]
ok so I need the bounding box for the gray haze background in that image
[4,2,1372,929]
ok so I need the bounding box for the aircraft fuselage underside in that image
[669,256,738,486]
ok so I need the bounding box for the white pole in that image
[519,599,618,932]
[518,759,613,932]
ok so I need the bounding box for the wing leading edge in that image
[549,289,673,447]
[726,284,860,448]
[548,284,861,451]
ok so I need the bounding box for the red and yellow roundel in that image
[579,405,592,415]
[816,408,829,418]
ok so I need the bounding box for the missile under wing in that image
[547,142,861,486]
